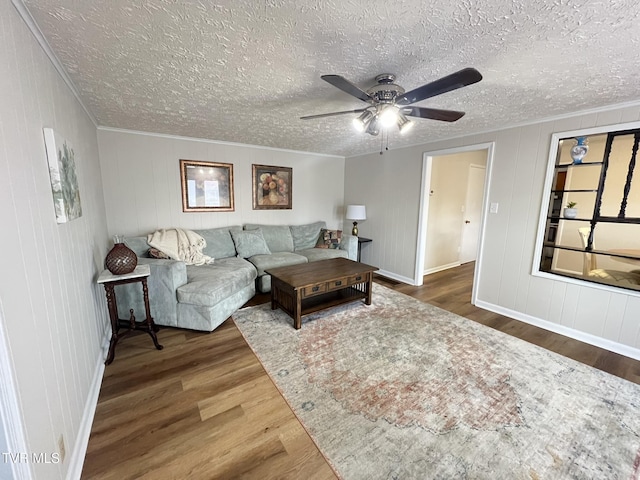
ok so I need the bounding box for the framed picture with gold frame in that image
[180,159,234,212]
[252,164,292,209]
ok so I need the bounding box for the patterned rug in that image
[233,284,640,479]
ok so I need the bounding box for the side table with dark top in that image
[97,264,163,365]
[356,236,372,262]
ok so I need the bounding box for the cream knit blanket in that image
[147,228,214,266]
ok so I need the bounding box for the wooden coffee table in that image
[266,257,379,329]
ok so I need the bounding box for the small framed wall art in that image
[252,164,292,209]
[180,159,234,212]
[43,128,82,223]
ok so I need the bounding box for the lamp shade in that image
[346,204,366,221]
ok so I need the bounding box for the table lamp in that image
[346,204,366,236]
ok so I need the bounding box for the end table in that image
[97,264,163,365]
[356,236,372,262]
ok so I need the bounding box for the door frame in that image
[415,142,495,305]
[0,305,33,479]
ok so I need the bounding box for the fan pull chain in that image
[379,130,390,155]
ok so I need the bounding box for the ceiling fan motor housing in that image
[367,74,405,103]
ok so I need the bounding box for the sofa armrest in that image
[340,234,358,261]
[114,257,187,328]
[139,257,188,287]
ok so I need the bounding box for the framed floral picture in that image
[252,164,292,209]
[43,128,82,223]
[180,159,234,212]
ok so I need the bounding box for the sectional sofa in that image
[116,221,357,332]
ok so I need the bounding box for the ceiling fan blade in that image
[402,106,466,122]
[300,109,366,120]
[396,68,482,105]
[321,75,373,103]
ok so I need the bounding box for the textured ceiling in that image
[20,0,640,157]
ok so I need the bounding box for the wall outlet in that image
[58,434,66,463]
[490,202,499,214]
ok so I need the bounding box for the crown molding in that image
[349,98,640,159]
[97,126,345,159]
[11,0,97,127]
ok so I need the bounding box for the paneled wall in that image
[0,2,109,479]
[345,105,640,358]
[98,129,346,237]
[344,151,423,283]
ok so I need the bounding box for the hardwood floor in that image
[81,322,336,480]
[81,262,640,479]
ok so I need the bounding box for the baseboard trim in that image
[475,299,640,362]
[66,332,108,479]
[376,269,415,286]
[424,262,461,276]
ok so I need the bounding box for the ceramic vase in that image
[570,137,589,164]
[105,235,137,275]
[563,208,578,219]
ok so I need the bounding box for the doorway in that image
[414,143,494,304]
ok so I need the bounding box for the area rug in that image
[233,284,640,479]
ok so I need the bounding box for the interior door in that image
[459,164,486,263]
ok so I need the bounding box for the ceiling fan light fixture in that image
[397,114,414,134]
[353,110,374,132]
[366,116,380,136]
[378,105,399,129]
[305,68,481,136]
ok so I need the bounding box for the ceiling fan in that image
[300,68,482,136]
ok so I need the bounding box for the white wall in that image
[345,104,640,358]
[344,151,422,283]
[98,129,346,236]
[0,3,109,478]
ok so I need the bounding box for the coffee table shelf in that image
[266,258,379,329]
[300,286,367,316]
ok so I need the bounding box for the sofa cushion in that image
[177,257,257,307]
[196,226,240,259]
[124,236,152,257]
[247,252,308,276]
[244,224,294,253]
[297,248,349,263]
[290,221,326,251]
[315,229,342,249]
[177,284,255,331]
[231,229,271,258]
